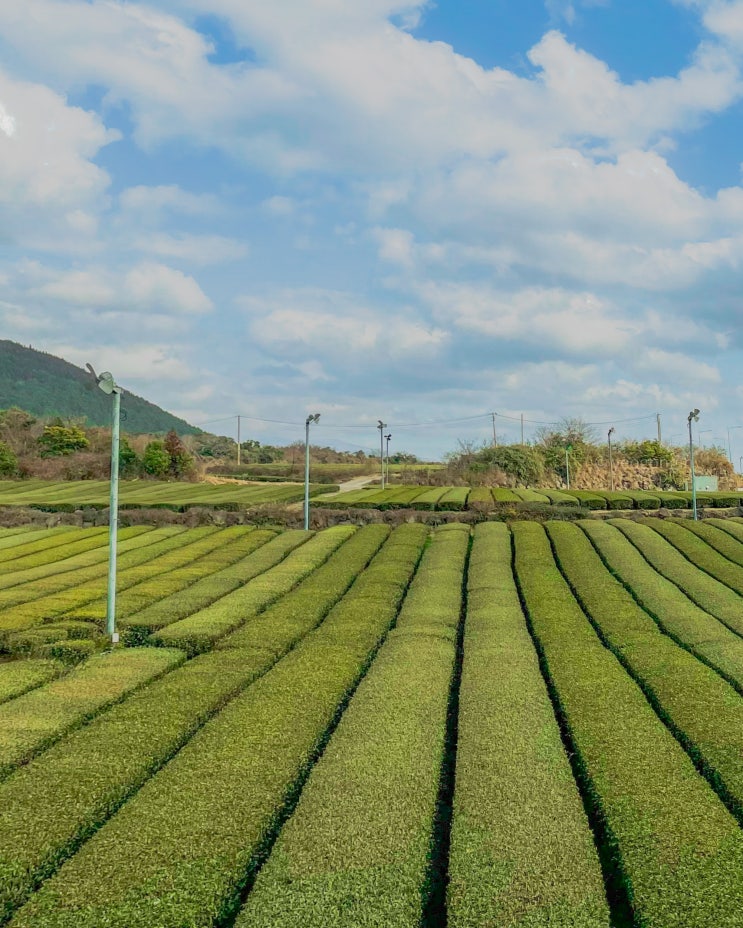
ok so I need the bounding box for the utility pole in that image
[385,433,391,485]
[657,413,662,445]
[520,413,525,445]
[304,413,320,530]
[237,415,241,466]
[688,408,700,520]
[608,427,615,492]
[491,413,497,447]
[378,420,387,489]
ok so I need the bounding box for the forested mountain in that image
[0,340,199,435]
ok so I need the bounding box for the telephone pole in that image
[491,413,497,447]
[656,413,662,445]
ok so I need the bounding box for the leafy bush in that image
[0,441,17,477]
[0,648,183,779]
[449,523,608,927]
[7,526,427,928]
[141,441,169,477]
[513,521,743,927]
[37,425,89,458]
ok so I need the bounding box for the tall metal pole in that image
[657,413,662,445]
[237,415,241,467]
[608,427,615,492]
[378,421,386,489]
[492,413,497,447]
[688,411,698,521]
[303,414,319,531]
[107,387,121,643]
[385,433,391,485]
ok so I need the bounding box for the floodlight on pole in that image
[377,420,387,489]
[688,409,700,521]
[304,413,320,531]
[385,433,391,485]
[86,364,122,643]
[607,427,616,492]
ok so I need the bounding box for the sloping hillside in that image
[0,340,199,434]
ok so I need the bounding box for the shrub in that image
[449,523,608,927]
[37,425,89,458]
[612,519,743,638]
[7,526,428,928]
[141,442,169,478]
[0,658,63,705]
[0,442,17,477]
[580,520,743,689]
[0,648,184,780]
[513,521,743,927]
[648,519,743,597]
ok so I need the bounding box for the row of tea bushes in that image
[7,527,429,928]
[513,521,743,927]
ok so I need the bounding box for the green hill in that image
[0,340,199,435]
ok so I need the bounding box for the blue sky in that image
[1,0,743,461]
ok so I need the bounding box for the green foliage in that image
[240,438,285,463]
[450,523,608,927]
[0,648,184,780]
[152,528,353,654]
[0,441,17,476]
[8,526,427,928]
[118,438,139,478]
[141,441,170,477]
[37,424,89,457]
[0,659,64,705]
[470,444,545,485]
[580,520,743,688]
[237,527,467,927]
[513,521,743,927]
[620,439,674,465]
[612,519,743,638]
[648,519,743,597]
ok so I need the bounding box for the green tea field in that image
[0,479,336,511]
[3,517,743,925]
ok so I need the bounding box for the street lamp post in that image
[385,433,391,486]
[86,365,122,643]
[378,420,387,489]
[304,413,320,531]
[608,427,616,492]
[688,409,700,521]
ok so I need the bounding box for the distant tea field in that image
[3,517,743,925]
[0,479,335,511]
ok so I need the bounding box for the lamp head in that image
[306,413,320,425]
[386,433,391,440]
[86,363,118,395]
[688,408,700,423]
[608,427,615,437]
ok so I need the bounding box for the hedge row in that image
[0,528,112,578]
[612,519,743,638]
[8,525,428,928]
[0,528,96,570]
[549,520,743,829]
[711,518,743,545]
[467,486,494,507]
[151,527,355,654]
[0,648,184,781]
[513,521,743,927]
[0,659,64,706]
[448,523,609,928]
[538,489,579,507]
[438,487,470,511]
[119,529,288,643]
[218,525,390,653]
[61,526,258,623]
[236,525,468,927]
[580,521,743,688]
[0,526,407,922]
[0,528,76,559]
[667,519,743,569]
[647,520,743,597]
[0,527,154,594]
[491,487,522,502]
[0,528,193,637]
[512,488,550,503]
[568,490,607,510]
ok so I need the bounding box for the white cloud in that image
[54,343,193,382]
[133,233,249,265]
[27,262,213,316]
